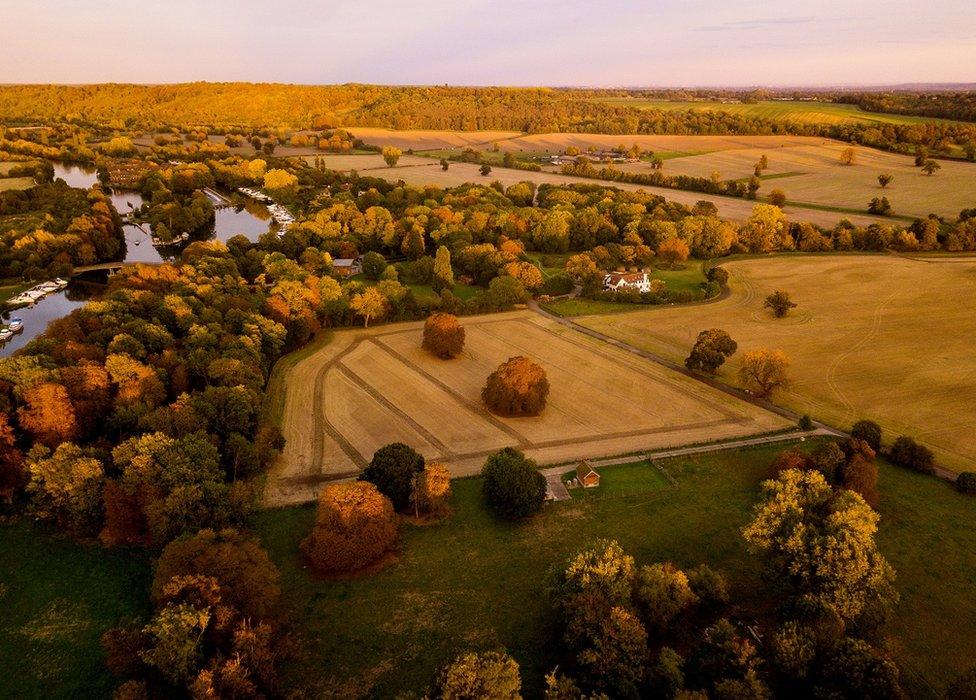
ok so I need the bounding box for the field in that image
[308,152,890,228]
[576,254,976,473]
[0,520,151,698]
[265,310,789,505]
[607,140,976,219]
[254,441,976,698]
[592,98,965,127]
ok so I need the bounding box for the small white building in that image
[603,271,651,293]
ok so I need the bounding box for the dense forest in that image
[0,84,974,157]
[839,92,976,123]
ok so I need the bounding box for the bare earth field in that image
[309,153,890,228]
[266,310,788,505]
[576,254,976,473]
[608,141,976,219]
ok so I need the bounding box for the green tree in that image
[685,329,738,374]
[359,442,425,512]
[632,563,698,632]
[480,447,546,520]
[361,251,387,280]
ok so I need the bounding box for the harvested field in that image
[308,153,891,228]
[577,254,976,473]
[609,140,976,219]
[266,310,789,505]
[344,127,521,150]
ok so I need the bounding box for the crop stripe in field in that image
[333,361,457,458]
[367,335,533,447]
[311,339,370,474]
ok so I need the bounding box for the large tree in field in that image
[422,312,465,359]
[738,348,790,397]
[743,469,897,626]
[381,146,402,167]
[301,481,397,573]
[482,356,549,416]
[685,329,737,374]
[360,442,425,512]
[481,447,546,520]
[764,290,797,317]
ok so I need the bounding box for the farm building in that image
[604,271,651,293]
[333,257,363,277]
[576,461,600,488]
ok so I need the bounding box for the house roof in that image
[576,461,599,479]
[605,272,647,283]
[333,258,359,266]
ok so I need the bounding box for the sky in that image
[1,0,974,87]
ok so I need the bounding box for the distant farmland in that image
[592,98,967,126]
[577,254,976,473]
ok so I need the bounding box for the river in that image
[0,162,274,356]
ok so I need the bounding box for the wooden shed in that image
[576,461,600,488]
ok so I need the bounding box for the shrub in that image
[851,420,882,451]
[412,462,452,516]
[687,564,731,609]
[434,650,522,699]
[481,447,546,520]
[300,482,397,573]
[798,414,813,430]
[422,313,465,359]
[482,356,549,416]
[956,472,976,495]
[538,273,575,297]
[151,528,281,620]
[706,266,729,287]
[889,436,935,474]
[359,442,426,511]
[770,448,811,478]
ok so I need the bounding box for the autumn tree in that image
[482,356,549,416]
[480,163,492,176]
[743,469,898,626]
[840,438,880,507]
[840,147,856,165]
[422,312,465,359]
[481,447,546,520]
[921,159,941,175]
[434,651,522,700]
[685,329,737,374]
[632,563,698,632]
[768,189,787,207]
[657,237,689,268]
[738,203,789,253]
[350,287,388,327]
[877,173,893,189]
[0,411,24,502]
[359,442,425,511]
[564,253,602,293]
[738,348,790,397]
[381,146,402,167]
[764,290,797,317]
[432,245,455,293]
[851,419,882,451]
[301,481,397,573]
[502,261,543,291]
[262,169,298,200]
[17,382,79,447]
[25,443,104,534]
[411,462,452,517]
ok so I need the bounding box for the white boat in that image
[54,277,69,288]
[8,318,23,332]
[0,329,12,342]
[25,289,46,300]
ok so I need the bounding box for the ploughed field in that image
[577,254,976,473]
[266,310,788,505]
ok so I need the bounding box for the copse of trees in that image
[482,356,550,417]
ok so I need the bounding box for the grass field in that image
[0,520,151,698]
[577,254,976,473]
[308,152,890,228]
[265,310,788,505]
[592,98,965,127]
[253,441,976,698]
[0,176,34,192]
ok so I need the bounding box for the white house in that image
[603,271,652,293]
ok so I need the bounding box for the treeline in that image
[840,92,976,123]
[2,84,975,157]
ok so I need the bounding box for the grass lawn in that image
[253,441,976,698]
[0,279,29,305]
[0,519,152,698]
[0,176,35,192]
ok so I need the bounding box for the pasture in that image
[592,98,965,127]
[254,441,976,698]
[265,310,788,505]
[577,254,976,473]
[308,152,889,227]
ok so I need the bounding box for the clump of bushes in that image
[888,435,935,474]
[421,312,465,359]
[956,472,976,495]
[538,273,575,297]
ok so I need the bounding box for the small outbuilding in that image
[576,461,600,488]
[333,257,363,277]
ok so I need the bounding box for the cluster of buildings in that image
[603,271,652,293]
[549,151,639,167]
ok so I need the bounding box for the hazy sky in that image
[1,0,974,86]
